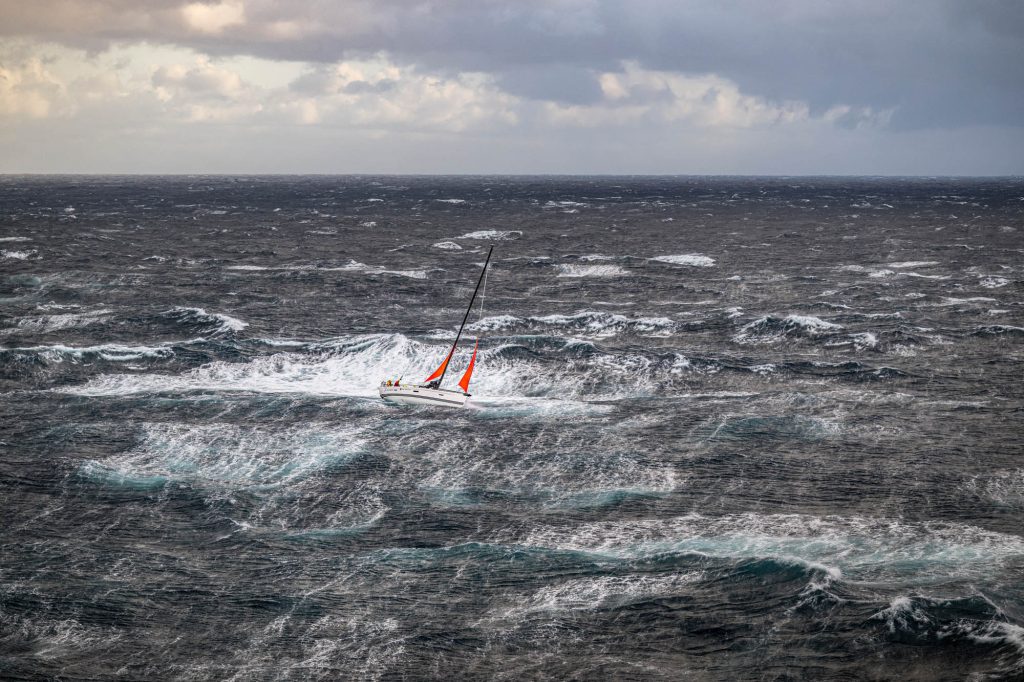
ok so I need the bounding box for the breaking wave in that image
[163,307,248,336]
[458,230,521,240]
[733,314,844,345]
[555,264,630,278]
[650,253,716,267]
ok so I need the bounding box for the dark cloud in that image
[1,0,1022,129]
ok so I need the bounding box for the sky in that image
[1,0,1022,175]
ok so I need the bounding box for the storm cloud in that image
[1,0,1022,173]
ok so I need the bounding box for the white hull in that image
[379,384,469,408]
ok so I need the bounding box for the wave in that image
[733,314,844,345]
[5,309,113,334]
[468,311,676,338]
[458,230,521,240]
[488,572,705,621]
[225,261,429,279]
[963,469,1024,509]
[973,325,1024,337]
[979,276,1011,288]
[514,513,1024,583]
[58,331,680,402]
[162,307,248,336]
[432,241,462,250]
[650,254,715,267]
[3,341,177,363]
[888,261,940,269]
[64,334,429,397]
[60,327,911,402]
[555,264,630,278]
[77,422,384,533]
[414,431,678,508]
[81,422,366,488]
[543,200,588,209]
[870,594,1024,672]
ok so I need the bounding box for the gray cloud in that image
[2,0,1022,130]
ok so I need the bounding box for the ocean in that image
[1,175,1022,680]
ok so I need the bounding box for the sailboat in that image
[379,246,492,408]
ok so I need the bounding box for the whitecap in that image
[556,264,629,278]
[979,276,1010,288]
[6,342,176,362]
[167,306,248,334]
[650,253,715,267]
[851,332,879,350]
[432,241,462,250]
[9,309,113,333]
[733,314,843,344]
[514,513,1024,583]
[888,261,939,268]
[458,230,522,240]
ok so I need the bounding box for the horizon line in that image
[2,172,1022,179]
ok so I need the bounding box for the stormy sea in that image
[2,175,1023,681]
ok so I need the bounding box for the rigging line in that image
[437,245,493,386]
[478,252,488,322]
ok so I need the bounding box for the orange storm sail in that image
[457,340,479,393]
[424,348,454,382]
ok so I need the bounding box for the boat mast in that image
[437,245,493,386]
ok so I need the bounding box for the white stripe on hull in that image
[379,385,469,408]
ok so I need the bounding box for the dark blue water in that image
[2,176,1023,680]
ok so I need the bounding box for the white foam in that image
[168,306,248,334]
[8,309,112,333]
[467,314,521,332]
[493,573,704,619]
[458,230,522,240]
[83,422,366,488]
[7,342,176,362]
[2,249,34,260]
[937,297,998,306]
[432,241,462,250]
[0,236,31,242]
[65,334,431,397]
[733,314,843,344]
[79,422,385,533]
[412,414,677,505]
[556,264,629,278]
[435,198,466,204]
[980,276,1011,288]
[379,269,428,279]
[851,332,879,350]
[888,261,939,268]
[650,254,715,267]
[515,513,1024,582]
[324,260,428,279]
[468,311,676,338]
[532,311,676,337]
[900,272,950,280]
